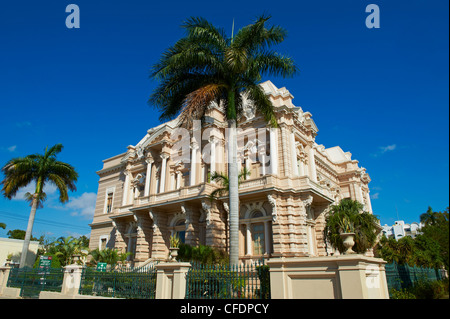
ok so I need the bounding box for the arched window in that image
[251,211,264,219]
[125,223,138,261]
[252,224,265,255]
[250,211,265,255]
[174,219,186,244]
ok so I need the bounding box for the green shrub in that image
[178,243,228,265]
[390,288,416,299]
[256,265,270,299]
[411,279,447,299]
[390,279,449,299]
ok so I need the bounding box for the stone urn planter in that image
[169,247,179,262]
[340,233,356,255]
[169,234,181,262]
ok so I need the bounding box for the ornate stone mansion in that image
[88,80,374,266]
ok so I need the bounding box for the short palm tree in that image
[54,236,88,266]
[149,15,297,265]
[324,199,380,254]
[89,248,132,267]
[208,167,251,201]
[1,144,78,267]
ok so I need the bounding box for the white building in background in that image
[381,220,423,240]
[0,238,40,267]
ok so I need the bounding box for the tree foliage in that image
[1,143,78,267]
[36,235,90,267]
[177,243,229,265]
[149,15,298,126]
[88,248,132,267]
[375,207,449,270]
[7,229,37,241]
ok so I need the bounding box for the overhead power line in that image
[0,210,91,231]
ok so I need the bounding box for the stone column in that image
[259,148,266,176]
[290,130,298,177]
[365,191,373,214]
[160,154,169,193]
[144,158,153,197]
[190,141,199,186]
[245,155,251,176]
[308,144,317,182]
[176,171,182,189]
[264,220,271,254]
[210,136,216,177]
[246,223,252,256]
[269,128,278,175]
[280,125,290,177]
[298,158,305,176]
[122,169,131,206]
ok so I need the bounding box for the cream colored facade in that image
[88,81,374,266]
[0,238,40,267]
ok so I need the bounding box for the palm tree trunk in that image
[228,118,240,266]
[19,196,37,268]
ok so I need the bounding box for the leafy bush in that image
[389,288,416,299]
[410,279,447,299]
[256,265,270,299]
[390,278,449,299]
[178,243,228,265]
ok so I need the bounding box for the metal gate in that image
[78,264,157,299]
[7,267,64,299]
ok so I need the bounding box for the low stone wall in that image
[267,255,389,299]
[39,291,120,299]
[1,287,21,299]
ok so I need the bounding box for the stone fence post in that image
[61,264,85,296]
[155,262,191,299]
[0,266,11,295]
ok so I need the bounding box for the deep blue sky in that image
[0,0,448,240]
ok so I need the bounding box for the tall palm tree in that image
[1,144,78,267]
[0,222,5,229]
[149,15,297,265]
[324,199,380,254]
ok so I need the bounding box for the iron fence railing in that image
[7,267,64,299]
[78,264,157,299]
[385,261,443,292]
[185,262,270,299]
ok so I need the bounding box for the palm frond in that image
[179,83,227,127]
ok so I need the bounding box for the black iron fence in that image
[185,262,270,299]
[78,264,157,299]
[385,261,444,292]
[7,267,64,299]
